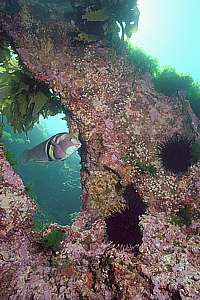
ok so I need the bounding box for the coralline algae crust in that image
[0,5,200,300]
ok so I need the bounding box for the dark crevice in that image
[98,255,123,299]
[171,290,182,300]
[105,184,147,254]
[103,165,121,180]
[78,136,88,171]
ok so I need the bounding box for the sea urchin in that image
[105,184,147,254]
[157,135,193,174]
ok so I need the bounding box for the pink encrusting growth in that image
[0,147,24,192]
[0,3,200,299]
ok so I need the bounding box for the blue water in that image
[2,113,82,226]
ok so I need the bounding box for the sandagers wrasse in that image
[22,132,81,163]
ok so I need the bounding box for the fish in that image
[22,132,81,163]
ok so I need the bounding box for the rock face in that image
[0,3,200,299]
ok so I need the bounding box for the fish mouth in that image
[75,143,81,148]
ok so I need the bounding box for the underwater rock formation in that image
[0,2,200,299]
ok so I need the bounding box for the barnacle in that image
[157,135,194,174]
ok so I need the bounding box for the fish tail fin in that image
[21,150,30,164]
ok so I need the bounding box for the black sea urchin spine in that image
[157,134,194,174]
[105,185,147,254]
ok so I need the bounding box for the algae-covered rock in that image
[0,2,200,299]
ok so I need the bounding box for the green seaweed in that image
[32,220,49,232]
[177,207,192,226]
[4,149,17,169]
[122,153,132,163]
[82,7,110,22]
[187,82,200,119]
[191,142,200,164]
[77,32,101,42]
[24,183,38,200]
[153,67,193,97]
[127,45,159,77]
[0,40,63,133]
[122,154,156,176]
[41,229,64,252]
[2,130,13,142]
[126,44,200,120]
[170,206,192,227]
[69,0,139,44]
[134,160,157,176]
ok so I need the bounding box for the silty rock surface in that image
[0,3,200,300]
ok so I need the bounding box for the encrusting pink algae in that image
[0,2,200,299]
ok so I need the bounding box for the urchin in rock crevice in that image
[105,184,147,254]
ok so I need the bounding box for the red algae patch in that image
[0,4,200,299]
